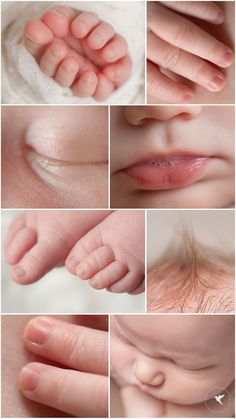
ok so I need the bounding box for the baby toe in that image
[76,245,115,279]
[103,55,132,87]
[87,22,115,50]
[6,227,37,265]
[72,70,97,97]
[89,261,128,290]
[42,6,76,37]
[54,56,79,87]
[92,73,115,101]
[24,19,54,58]
[24,19,54,45]
[101,34,128,63]
[107,271,144,294]
[40,39,68,77]
[71,12,100,39]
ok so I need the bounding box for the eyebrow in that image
[148,232,235,313]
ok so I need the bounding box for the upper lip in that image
[116,151,213,173]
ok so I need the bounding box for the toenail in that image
[91,34,102,46]
[50,44,64,58]
[208,74,225,91]
[62,60,78,72]
[12,267,26,281]
[89,279,98,288]
[19,366,40,391]
[24,318,52,345]
[66,256,78,272]
[76,265,85,278]
[106,48,115,61]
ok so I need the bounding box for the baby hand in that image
[147,1,234,103]
[24,6,132,101]
[19,316,108,417]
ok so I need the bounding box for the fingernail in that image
[24,318,52,345]
[182,94,193,103]
[208,74,225,91]
[222,51,233,67]
[12,267,26,281]
[215,11,224,24]
[19,366,40,391]
[66,256,78,273]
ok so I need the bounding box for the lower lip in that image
[124,157,210,190]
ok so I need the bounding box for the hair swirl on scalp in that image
[148,229,235,313]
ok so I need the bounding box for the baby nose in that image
[133,359,165,386]
[123,105,202,125]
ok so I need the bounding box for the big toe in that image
[24,19,54,58]
[6,227,37,265]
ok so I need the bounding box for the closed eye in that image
[25,145,108,169]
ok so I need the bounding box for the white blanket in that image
[2,1,145,104]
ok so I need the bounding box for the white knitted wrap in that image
[2,1,145,104]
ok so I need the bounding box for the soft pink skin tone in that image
[147,1,234,104]
[24,6,132,101]
[4,210,111,285]
[5,210,144,294]
[65,210,145,294]
[2,315,108,417]
[110,315,235,417]
[2,106,108,209]
[110,106,235,208]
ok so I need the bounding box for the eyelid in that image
[113,324,135,347]
[25,146,107,168]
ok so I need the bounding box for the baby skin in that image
[111,315,235,418]
[19,315,108,417]
[24,6,132,101]
[5,210,144,294]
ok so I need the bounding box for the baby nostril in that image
[150,373,165,386]
[133,361,165,386]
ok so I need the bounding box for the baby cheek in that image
[165,370,227,405]
[110,337,137,384]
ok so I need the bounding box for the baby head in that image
[111,315,235,406]
[148,231,235,313]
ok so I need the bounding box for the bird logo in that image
[215,394,225,405]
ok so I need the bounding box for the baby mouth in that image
[124,155,210,191]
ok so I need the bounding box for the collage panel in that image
[2,1,145,104]
[147,210,235,313]
[110,314,235,417]
[2,314,108,417]
[2,209,145,313]
[147,1,235,104]
[110,105,235,209]
[2,105,109,209]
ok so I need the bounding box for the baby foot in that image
[5,210,111,284]
[66,211,145,294]
[24,6,132,101]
